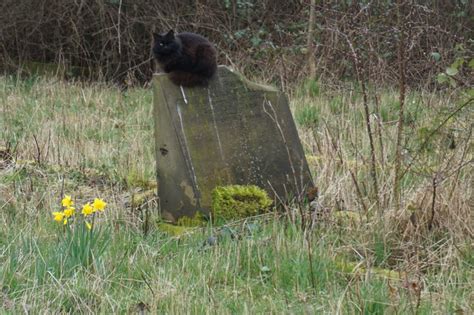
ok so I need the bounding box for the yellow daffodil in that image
[63,218,68,225]
[61,195,74,208]
[85,221,92,230]
[52,211,64,222]
[63,207,75,218]
[92,198,107,212]
[82,203,94,216]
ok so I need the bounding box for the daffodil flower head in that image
[52,211,64,223]
[62,195,74,208]
[82,203,94,216]
[92,198,107,212]
[63,207,75,218]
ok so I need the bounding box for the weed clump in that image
[211,185,272,222]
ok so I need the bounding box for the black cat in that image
[153,30,217,87]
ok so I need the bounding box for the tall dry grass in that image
[0,75,472,313]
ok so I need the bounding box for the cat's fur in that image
[153,30,217,87]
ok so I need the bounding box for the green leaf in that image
[452,57,465,69]
[466,88,474,98]
[430,52,441,61]
[446,67,459,76]
[454,43,465,53]
[234,29,247,39]
[437,73,448,84]
[468,59,474,69]
[251,36,262,47]
[448,77,457,88]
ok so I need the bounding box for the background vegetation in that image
[0,0,472,88]
[0,0,473,313]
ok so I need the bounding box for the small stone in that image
[203,235,218,247]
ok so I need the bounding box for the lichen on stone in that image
[211,185,273,222]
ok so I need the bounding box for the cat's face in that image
[153,30,180,56]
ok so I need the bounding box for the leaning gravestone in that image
[153,66,313,222]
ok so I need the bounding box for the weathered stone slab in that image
[153,66,313,221]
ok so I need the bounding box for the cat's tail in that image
[168,71,213,87]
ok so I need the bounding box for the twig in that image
[393,0,407,211]
[373,93,385,167]
[117,0,122,55]
[343,33,381,214]
[305,232,317,292]
[428,175,437,231]
[307,0,317,78]
[141,272,155,296]
[32,134,41,165]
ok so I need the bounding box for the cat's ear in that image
[152,32,161,41]
[165,29,175,39]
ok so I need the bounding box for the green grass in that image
[3,210,469,314]
[0,75,472,313]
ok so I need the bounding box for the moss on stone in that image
[211,185,272,222]
[130,189,157,208]
[334,257,405,280]
[157,222,193,236]
[176,211,206,227]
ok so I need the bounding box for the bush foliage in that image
[0,1,472,87]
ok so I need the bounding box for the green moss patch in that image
[157,222,194,236]
[211,185,273,222]
[176,211,206,227]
